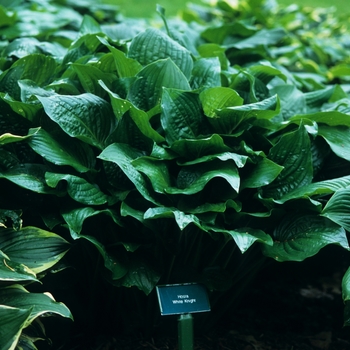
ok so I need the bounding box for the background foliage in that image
[109,0,350,17]
[1,0,350,349]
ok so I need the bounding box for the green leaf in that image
[0,305,31,350]
[128,58,190,111]
[262,125,313,199]
[144,207,202,231]
[160,88,203,145]
[241,157,284,189]
[0,131,32,146]
[0,251,38,283]
[329,64,350,79]
[190,57,221,89]
[27,128,95,173]
[304,85,337,111]
[214,94,280,134]
[0,54,57,100]
[321,189,350,231]
[71,63,116,96]
[0,5,16,28]
[228,28,286,49]
[131,157,171,194]
[0,93,41,122]
[200,87,243,118]
[0,226,70,274]
[99,80,165,143]
[0,209,22,231]
[290,111,350,128]
[114,258,161,295]
[36,93,117,150]
[0,164,62,195]
[270,85,306,119]
[128,28,193,78]
[79,15,102,35]
[65,227,128,280]
[171,134,232,159]
[179,150,248,168]
[275,175,350,204]
[45,172,108,205]
[61,207,122,235]
[0,284,73,322]
[342,267,350,302]
[201,22,257,45]
[98,143,161,205]
[98,36,142,77]
[167,160,240,195]
[204,225,273,253]
[318,126,350,161]
[262,215,349,262]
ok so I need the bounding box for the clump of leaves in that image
[1,0,350,348]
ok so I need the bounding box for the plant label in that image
[156,283,210,316]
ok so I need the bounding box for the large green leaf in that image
[343,267,350,326]
[128,58,190,111]
[66,227,128,281]
[36,93,117,150]
[0,164,62,195]
[190,57,221,90]
[71,63,116,96]
[200,87,243,118]
[342,267,350,302]
[0,284,72,322]
[0,209,22,231]
[262,125,313,199]
[0,93,41,122]
[167,160,240,195]
[0,305,31,350]
[61,207,122,235]
[178,150,248,168]
[0,54,57,100]
[27,127,96,173]
[270,85,306,120]
[318,126,350,161]
[0,250,38,283]
[161,88,203,145]
[131,157,171,194]
[321,189,350,231]
[45,172,109,205]
[275,175,350,204]
[99,80,165,143]
[128,28,193,78]
[98,143,161,205]
[203,225,273,253]
[113,257,161,295]
[0,131,32,146]
[100,38,142,77]
[213,95,280,134]
[0,226,70,274]
[262,215,349,262]
[228,28,286,49]
[144,207,202,231]
[170,134,232,159]
[290,111,350,128]
[241,157,284,189]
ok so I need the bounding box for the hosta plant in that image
[1,0,350,348]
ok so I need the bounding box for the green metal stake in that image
[178,313,193,350]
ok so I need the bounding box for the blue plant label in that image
[156,283,211,316]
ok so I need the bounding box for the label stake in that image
[156,283,210,349]
[178,314,193,350]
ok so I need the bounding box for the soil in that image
[91,246,350,350]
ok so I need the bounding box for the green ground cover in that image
[1,0,350,349]
[108,0,349,17]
